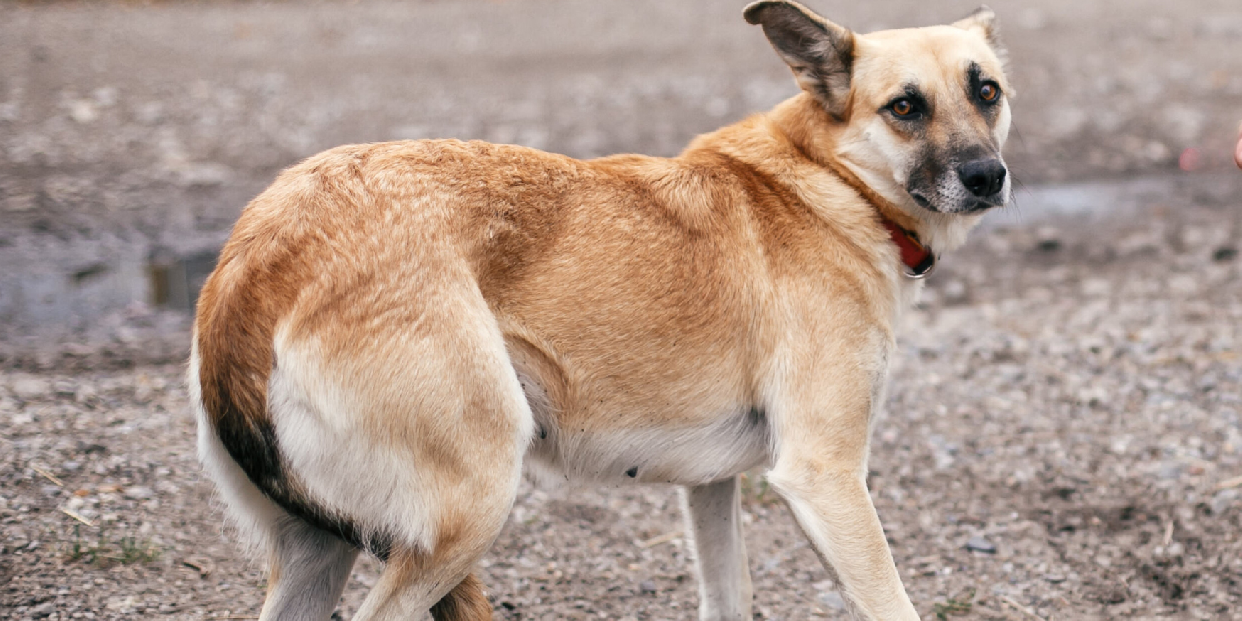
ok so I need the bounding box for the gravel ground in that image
[3,192,1240,620]
[3,1,1242,620]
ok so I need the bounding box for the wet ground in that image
[2,0,1242,619]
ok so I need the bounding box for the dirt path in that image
[4,193,1241,620]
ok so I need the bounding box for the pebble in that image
[637,580,657,594]
[124,486,154,500]
[817,590,846,610]
[941,279,969,306]
[965,536,997,554]
[11,377,50,400]
[1211,489,1239,515]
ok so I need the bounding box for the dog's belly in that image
[523,406,770,487]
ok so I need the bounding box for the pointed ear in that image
[953,6,1006,59]
[743,1,855,119]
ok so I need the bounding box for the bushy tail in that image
[430,573,492,621]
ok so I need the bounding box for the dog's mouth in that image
[908,191,1005,214]
[910,192,933,209]
[965,197,1005,213]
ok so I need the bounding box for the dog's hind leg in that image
[429,573,491,621]
[354,547,495,621]
[258,516,360,621]
[683,476,753,621]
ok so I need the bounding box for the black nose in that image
[957,159,1007,197]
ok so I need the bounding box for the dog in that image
[189,2,1012,619]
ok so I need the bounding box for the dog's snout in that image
[957,159,1007,197]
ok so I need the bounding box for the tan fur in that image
[430,575,491,621]
[193,3,1012,620]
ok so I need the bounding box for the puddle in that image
[0,235,220,334]
[147,248,219,313]
[988,171,1241,228]
[1,172,1238,333]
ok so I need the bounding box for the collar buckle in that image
[881,218,937,280]
[904,253,936,279]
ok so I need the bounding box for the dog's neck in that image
[757,94,983,255]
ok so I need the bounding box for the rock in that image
[1157,463,1183,480]
[11,377,49,400]
[1212,489,1239,515]
[124,486,155,500]
[818,590,846,611]
[941,279,969,306]
[966,536,997,554]
[638,580,657,594]
[1035,227,1062,253]
[68,99,99,124]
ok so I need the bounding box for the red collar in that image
[881,218,936,278]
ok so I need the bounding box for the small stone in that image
[1157,463,1183,480]
[69,99,99,124]
[124,486,154,500]
[92,86,118,107]
[638,580,657,594]
[941,279,969,305]
[1035,227,1062,253]
[11,377,50,400]
[1212,489,1239,515]
[966,536,997,554]
[818,591,846,610]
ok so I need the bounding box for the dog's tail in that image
[431,573,492,621]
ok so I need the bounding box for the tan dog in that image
[190,2,1012,619]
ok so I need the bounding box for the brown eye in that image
[979,82,1000,102]
[891,99,914,116]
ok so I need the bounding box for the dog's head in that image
[745,1,1012,223]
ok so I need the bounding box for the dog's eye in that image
[890,99,916,117]
[979,82,1001,102]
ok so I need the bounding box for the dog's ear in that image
[953,6,1006,59]
[744,1,855,120]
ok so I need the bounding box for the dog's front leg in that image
[766,375,919,619]
[682,476,752,621]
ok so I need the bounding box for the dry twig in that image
[1215,475,1242,490]
[638,530,683,549]
[32,464,65,487]
[1000,595,1046,621]
[59,506,94,527]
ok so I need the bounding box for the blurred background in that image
[2,1,1242,619]
[1,0,1241,361]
